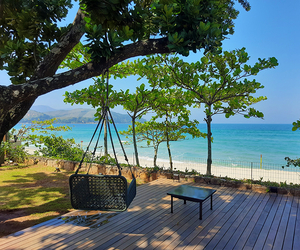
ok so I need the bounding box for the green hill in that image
[20,108,144,124]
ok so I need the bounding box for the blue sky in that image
[1,0,299,124]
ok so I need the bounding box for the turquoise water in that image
[14,123,300,166]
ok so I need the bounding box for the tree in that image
[117,84,159,167]
[10,118,71,142]
[0,0,250,142]
[64,75,119,155]
[123,48,278,175]
[121,120,164,168]
[166,49,278,175]
[157,112,204,170]
[122,117,201,168]
[292,120,300,131]
[151,88,205,170]
[1,118,82,162]
[282,119,300,168]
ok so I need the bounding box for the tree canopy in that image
[0,0,250,141]
[116,48,278,175]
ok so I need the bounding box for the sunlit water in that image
[13,123,300,167]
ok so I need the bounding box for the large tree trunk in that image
[165,115,173,170]
[205,105,213,176]
[104,119,108,156]
[0,8,86,142]
[166,133,173,170]
[153,145,158,167]
[0,36,170,142]
[0,99,35,142]
[132,118,140,167]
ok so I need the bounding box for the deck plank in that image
[141,187,235,250]
[50,178,179,250]
[203,191,260,250]
[182,190,251,250]
[63,179,184,249]
[2,178,172,250]
[282,196,299,250]
[173,189,248,250]
[114,186,231,250]
[273,195,293,249]
[217,191,266,250]
[232,193,270,250]
[293,196,300,249]
[0,178,299,250]
[128,186,235,250]
[171,188,242,250]
[243,194,277,250]
[263,194,289,250]
[253,194,284,250]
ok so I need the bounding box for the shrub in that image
[35,135,84,162]
[95,154,117,165]
[7,119,84,162]
[282,157,300,168]
[0,141,28,163]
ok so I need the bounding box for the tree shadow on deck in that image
[28,181,241,249]
[0,170,73,237]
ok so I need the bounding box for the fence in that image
[177,158,300,185]
[125,156,300,185]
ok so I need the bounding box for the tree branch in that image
[32,8,86,79]
[0,8,87,140]
[1,38,170,109]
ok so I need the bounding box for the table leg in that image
[211,194,213,210]
[184,199,186,204]
[199,202,202,220]
[171,196,173,213]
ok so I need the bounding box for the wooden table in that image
[167,185,216,220]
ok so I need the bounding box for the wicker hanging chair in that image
[69,70,136,211]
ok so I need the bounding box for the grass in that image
[0,163,74,236]
[0,164,72,211]
[0,162,142,237]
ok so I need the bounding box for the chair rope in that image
[73,69,134,179]
[75,111,105,175]
[69,69,136,211]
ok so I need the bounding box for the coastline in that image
[95,152,300,185]
[25,141,300,185]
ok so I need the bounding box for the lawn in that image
[0,163,74,237]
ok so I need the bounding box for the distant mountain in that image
[31,105,58,113]
[20,108,145,124]
[22,110,52,121]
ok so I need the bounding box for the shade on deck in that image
[0,178,299,249]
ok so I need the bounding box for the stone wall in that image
[26,156,170,184]
[26,156,300,196]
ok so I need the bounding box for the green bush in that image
[95,154,117,165]
[35,135,84,162]
[0,142,28,163]
[7,119,85,162]
[282,157,300,168]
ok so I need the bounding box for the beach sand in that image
[25,147,300,185]
[125,156,300,185]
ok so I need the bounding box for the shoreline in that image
[25,147,300,185]
[125,156,300,185]
[15,123,299,164]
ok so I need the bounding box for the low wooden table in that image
[167,185,216,220]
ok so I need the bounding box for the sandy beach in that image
[25,147,300,185]
[127,156,300,185]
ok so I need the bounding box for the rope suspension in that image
[69,69,136,211]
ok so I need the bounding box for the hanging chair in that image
[69,70,136,211]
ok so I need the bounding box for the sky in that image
[1,0,300,124]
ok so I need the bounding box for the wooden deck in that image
[0,178,299,250]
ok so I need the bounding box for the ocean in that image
[13,123,300,167]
